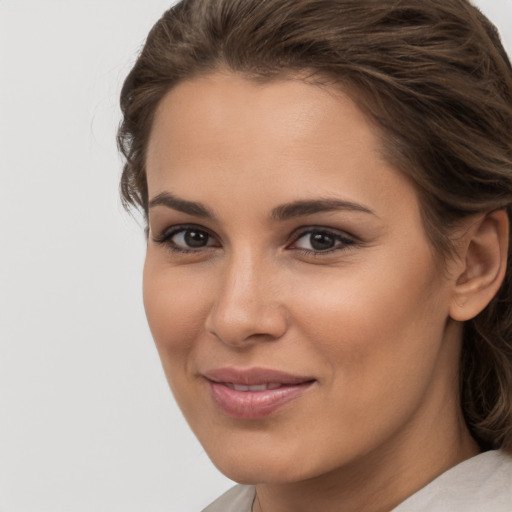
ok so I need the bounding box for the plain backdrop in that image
[0,1,510,511]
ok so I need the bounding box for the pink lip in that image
[203,367,315,419]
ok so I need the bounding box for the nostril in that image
[205,303,288,347]
[204,261,288,346]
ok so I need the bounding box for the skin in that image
[144,72,484,512]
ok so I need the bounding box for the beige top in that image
[202,450,512,512]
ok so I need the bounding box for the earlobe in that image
[450,209,509,322]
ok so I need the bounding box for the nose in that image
[205,251,288,347]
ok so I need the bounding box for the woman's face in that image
[144,73,464,484]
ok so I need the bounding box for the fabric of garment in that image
[201,450,512,512]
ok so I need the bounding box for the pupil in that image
[185,229,208,247]
[311,232,335,251]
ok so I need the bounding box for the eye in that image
[154,225,218,252]
[289,228,356,253]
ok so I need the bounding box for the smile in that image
[203,367,315,419]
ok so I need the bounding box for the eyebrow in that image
[148,192,214,218]
[148,192,376,220]
[270,198,376,221]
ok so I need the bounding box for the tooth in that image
[248,385,267,391]
[267,383,281,390]
[232,384,273,392]
[233,384,250,391]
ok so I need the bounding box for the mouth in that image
[224,382,286,391]
[203,367,316,419]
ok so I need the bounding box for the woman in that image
[118,0,512,510]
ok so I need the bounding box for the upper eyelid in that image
[289,225,356,240]
[286,227,359,254]
[153,223,216,241]
[152,223,357,249]
[153,225,220,254]
[155,223,353,236]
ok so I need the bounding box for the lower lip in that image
[208,381,313,419]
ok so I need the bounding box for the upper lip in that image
[203,367,315,386]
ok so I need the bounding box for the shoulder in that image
[393,450,512,512]
[200,452,512,512]
[202,484,256,512]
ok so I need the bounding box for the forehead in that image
[145,72,419,223]
[148,73,346,156]
[148,73,382,172]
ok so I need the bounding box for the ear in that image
[450,209,509,322]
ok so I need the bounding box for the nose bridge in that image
[206,245,287,345]
[224,250,258,305]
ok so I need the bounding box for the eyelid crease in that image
[152,224,219,246]
[289,225,358,241]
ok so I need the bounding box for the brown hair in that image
[118,0,512,451]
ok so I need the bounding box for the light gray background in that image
[0,1,510,511]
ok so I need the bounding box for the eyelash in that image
[153,224,358,255]
[153,224,219,254]
[289,227,357,255]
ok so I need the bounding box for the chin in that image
[213,458,307,486]
[202,436,334,486]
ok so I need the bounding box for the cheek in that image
[278,255,452,455]
[142,254,211,359]
[288,250,449,385]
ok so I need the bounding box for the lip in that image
[203,367,315,419]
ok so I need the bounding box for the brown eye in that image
[291,228,355,253]
[181,229,211,247]
[309,232,336,251]
[162,226,218,251]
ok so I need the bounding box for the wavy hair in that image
[118,0,512,451]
